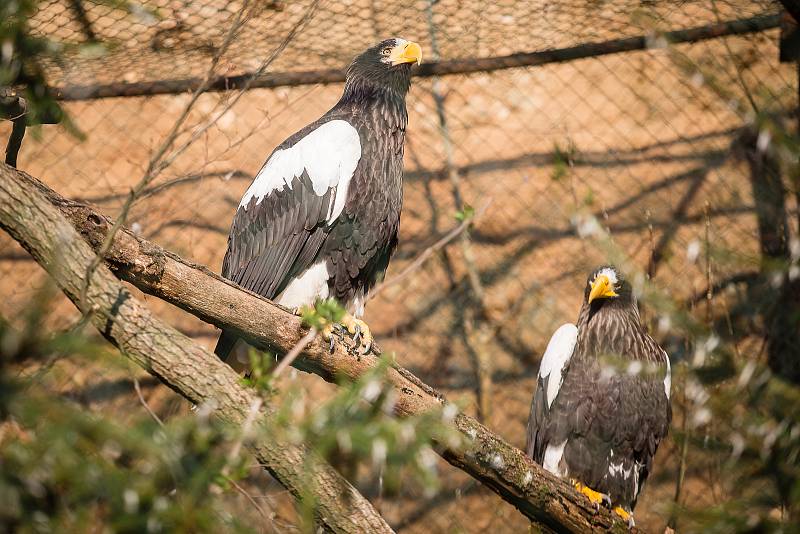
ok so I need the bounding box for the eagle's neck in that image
[336,80,409,130]
[575,300,655,363]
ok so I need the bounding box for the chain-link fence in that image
[2,0,797,532]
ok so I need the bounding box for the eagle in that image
[525,265,672,526]
[214,38,422,364]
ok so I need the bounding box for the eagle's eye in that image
[381,47,392,56]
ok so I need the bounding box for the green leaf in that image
[455,203,475,222]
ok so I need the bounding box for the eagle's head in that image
[577,265,645,360]
[583,265,635,314]
[344,38,422,99]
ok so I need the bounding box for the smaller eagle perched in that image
[215,38,422,365]
[526,266,671,526]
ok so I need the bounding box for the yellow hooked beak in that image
[389,41,422,66]
[588,274,618,303]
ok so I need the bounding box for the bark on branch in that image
[1,164,636,533]
[0,163,393,533]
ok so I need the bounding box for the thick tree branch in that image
[2,164,636,533]
[0,163,392,534]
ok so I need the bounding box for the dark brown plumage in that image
[215,38,421,361]
[526,265,672,521]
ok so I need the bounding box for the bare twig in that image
[222,474,271,523]
[77,0,253,311]
[668,367,689,531]
[369,199,491,301]
[227,398,264,466]
[272,327,317,378]
[133,375,164,427]
[426,0,493,421]
[78,0,320,313]
[76,170,251,204]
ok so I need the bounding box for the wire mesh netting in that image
[2,0,798,532]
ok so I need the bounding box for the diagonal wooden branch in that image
[2,164,637,533]
[0,163,393,534]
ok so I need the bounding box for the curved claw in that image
[361,336,373,355]
[322,322,345,353]
[341,315,373,356]
[613,506,635,529]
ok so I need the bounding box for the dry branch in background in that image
[0,164,638,533]
[51,13,779,101]
[0,88,61,168]
[0,163,393,534]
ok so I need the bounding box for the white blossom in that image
[686,239,701,263]
[362,380,382,403]
[756,129,772,153]
[371,438,387,466]
[123,489,139,513]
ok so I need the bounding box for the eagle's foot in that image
[340,314,373,355]
[613,506,635,529]
[321,322,346,353]
[573,481,612,511]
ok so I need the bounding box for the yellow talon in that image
[321,321,336,340]
[573,481,608,506]
[613,505,634,526]
[341,314,373,352]
[319,314,373,353]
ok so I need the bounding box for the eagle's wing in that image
[222,119,361,300]
[526,323,578,467]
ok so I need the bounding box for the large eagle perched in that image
[526,265,672,525]
[215,38,422,363]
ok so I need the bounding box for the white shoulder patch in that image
[538,323,578,408]
[238,120,361,223]
[663,349,671,399]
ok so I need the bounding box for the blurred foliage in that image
[0,0,157,133]
[569,92,800,530]
[276,357,462,494]
[0,287,453,532]
[551,140,577,183]
[0,0,65,127]
[0,289,253,532]
[299,297,346,331]
[454,203,475,223]
[0,391,251,533]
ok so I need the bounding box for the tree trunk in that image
[737,127,800,384]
